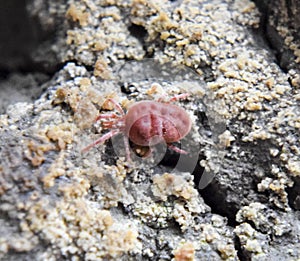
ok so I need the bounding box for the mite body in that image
[125,101,191,146]
[82,95,192,160]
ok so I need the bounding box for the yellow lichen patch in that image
[274,84,289,95]
[234,223,263,256]
[42,152,66,188]
[66,0,145,62]
[152,173,197,201]
[287,160,300,177]
[173,242,195,261]
[46,123,75,150]
[146,82,165,96]
[176,39,190,47]
[115,159,130,180]
[24,140,56,167]
[59,178,90,199]
[52,87,69,105]
[93,40,109,52]
[52,87,81,112]
[0,166,9,196]
[203,226,219,243]
[234,0,257,14]
[82,163,127,208]
[179,23,203,42]
[198,219,237,259]
[60,199,114,230]
[160,31,170,40]
[103,162,128,182]
[244,96,262,111]
[154,11,178,31]
[257,172,293,210]
[104,228,139,258]
[269,180,286,195]
[94,57,112,80]
[218,130,235,148]
[265,77,275,89]
[79,77,91,91]
[24,198,120,258]
[236,202,267,225]
[66,30,89,46]
[66,3,89,26]
[85,87,105,106]
[217,243,237,260]
[235,202,293,236]
[99,6,122,21]
[132,172,207,232]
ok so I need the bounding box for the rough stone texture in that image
[0,0,300,260]
[0,73,49,114]
[0,0,36,72]
[254,0,300,87]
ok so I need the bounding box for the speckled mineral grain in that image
[0,0,300,260]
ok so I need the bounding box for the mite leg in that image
[102,121,115,129]
[94,113,123,129]
[157,93,190,103]
[82,129,120,153]
[167,144,188,154]
[123,136,132,162]
[169,93,190,102]
[94,113,120,122]
[106,98,125,116]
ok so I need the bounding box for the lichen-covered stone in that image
[1,0,300,260]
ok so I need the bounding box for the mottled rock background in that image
[0,0,299,260]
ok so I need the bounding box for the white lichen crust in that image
[1,0,300,260]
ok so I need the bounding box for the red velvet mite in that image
[82,94,192,161]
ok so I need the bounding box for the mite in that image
[82,94,192,160]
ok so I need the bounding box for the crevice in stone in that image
[234,235,251,261]
[287,177,300,210]
[128,23,148,42]
[199,180,239,227]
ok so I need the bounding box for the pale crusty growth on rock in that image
[74,97,99,129]
[267,0,300,65]
[25,198,139,259]
[234,223,265,259]
[235,203,300,259]
[0,64,141,260]
[104,228,139,258]
[46,123,75,149]
[66,3,89,26]
[151,173,209,231]
[218,130,236,148]
[1,0,300,260]
[24,140,56,167]
[197,215,238,260]
[152,173,197,201]
[65,0,144,66]
[173,242,195,261]
[93,56,113,79]
[236,202,294,237]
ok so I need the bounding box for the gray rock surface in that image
[0,0,299,260]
